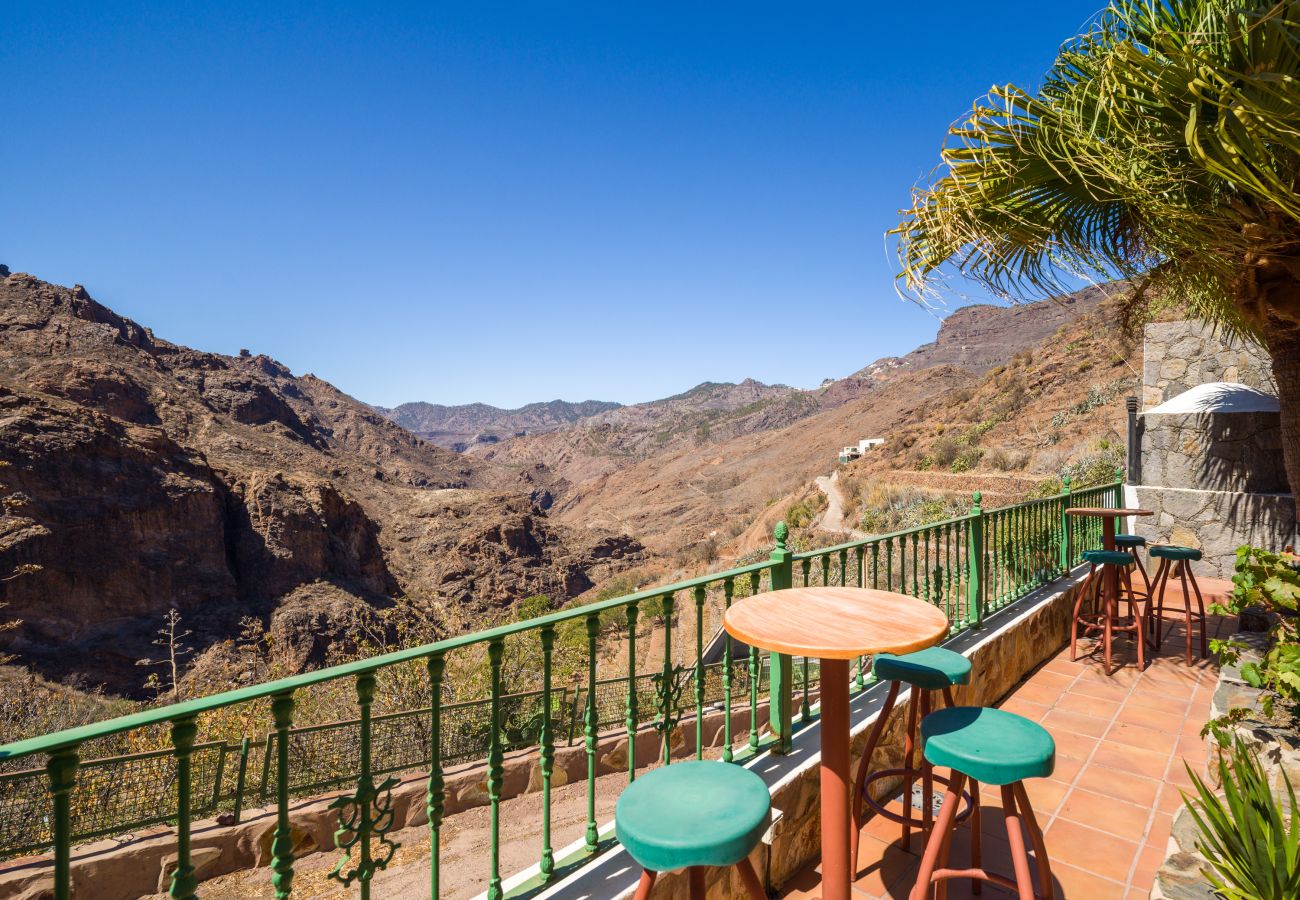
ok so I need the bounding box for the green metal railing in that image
[0,474,1121,899]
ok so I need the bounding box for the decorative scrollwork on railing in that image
[328,773,400,887]
[651,663,690,745]
[328,672,400,898]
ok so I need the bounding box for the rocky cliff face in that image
[0,274,641,693]
[854,286,1109,380]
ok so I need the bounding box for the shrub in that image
[931,437,961,467]
[1183,736,1300,900]
[950,447,982,473]
[784,491,826,529]
[1212,547,1300,717]
[1060,447,1123,488]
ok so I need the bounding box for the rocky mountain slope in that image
[0,273,641,694]
[378,399,622,450]
[462,289,1110,555]
[573,289,1133,559]
[854,284,1114,380]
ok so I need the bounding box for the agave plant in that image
[895,1,1300,514]
[1183,736,1300,899]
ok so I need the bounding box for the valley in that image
[0,270,1133,713]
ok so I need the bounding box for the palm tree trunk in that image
[1265,338,1300,522]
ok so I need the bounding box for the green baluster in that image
[839,548,848,586]
[487,641,505,900]
[47,747,79,900]
[625,602,639,780]
[1061,475,1073,569]
[426,655,445,899]
[967,492,984,628]
[854,544,866,691]
[923,529,932,601]
[538,628,555,880]
[270,692,295,900]
[584,613,599,852]
[169,716,199,900]
[871,542,880,589]
[944,523,953,618]
[801,557,811,587]
[747,574,760,751]
[658,594,675,765]
[885,539,893,591]
[693,585,706,760]
[721,581,734,762]
[329,672,399,900]
[821,553,830,586]
[911,531,919,595]
[767,528,794,754]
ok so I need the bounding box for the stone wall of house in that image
[1142,320,1274,408]
[1140,411,1286,493]
[1135,322,1295,576]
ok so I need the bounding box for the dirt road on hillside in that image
[813,472,869,540]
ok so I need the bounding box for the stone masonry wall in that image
[1137,321,1295,576]
[1142,320,1273,408]
[1130,485,1297,579]
[1140,411,1286,493]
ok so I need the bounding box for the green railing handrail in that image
[0,558,776,763]
[0,470,1125,899]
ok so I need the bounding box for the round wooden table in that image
[723,587,950,900]
[1064,506,1153,553]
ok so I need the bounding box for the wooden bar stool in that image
[1070,548,1148,674]
[1113,533,1152,598]
[910,707,1056,900]
[1149,545,1208,664]
[616,760,769,900]
[851,647,975,872]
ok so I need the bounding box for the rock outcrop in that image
[0,273,641,693]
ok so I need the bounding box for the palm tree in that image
[895,0,1300,513]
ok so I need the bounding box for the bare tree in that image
[136,609,193,701]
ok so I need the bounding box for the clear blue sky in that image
[4,2,1103,408]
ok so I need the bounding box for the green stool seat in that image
[873,647,972,691]
[1151,544,1202,561]
[1082,549,1133,566]
[615,760,770,872]
[1114,534,1147,548]
[921,707,1055,786]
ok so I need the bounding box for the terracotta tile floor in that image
[782,577,1234,900]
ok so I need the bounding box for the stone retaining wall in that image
[1130,485,1298,579]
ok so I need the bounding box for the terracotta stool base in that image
[1070,561,1148,675]
[1152,558,1207,665]
[633,857,765,900]
[852,682,976,875]
[910,773,1054,900]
